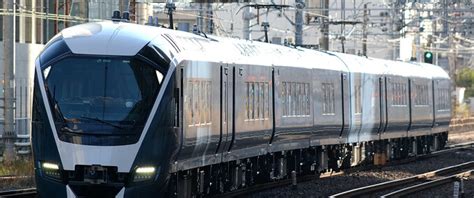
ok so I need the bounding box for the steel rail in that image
[381,170,474,198]
[0,188,36,197]
[0,175,33,180]
[330,161,474,198]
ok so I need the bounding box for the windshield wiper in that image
[80,116,124,129]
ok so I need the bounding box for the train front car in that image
[32,22,178,197]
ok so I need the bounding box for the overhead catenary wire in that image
[5,2,471,54]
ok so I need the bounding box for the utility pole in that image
[120,0,130,14]
[262,22,269,43]
[320,0,329,50]
[206,0,213,34]
[362,3,368,56]
[197,3,203,33]
[443,0,449,36]
[3,0,16,163]
[295,0,305,46]
[449,35,457,118]
[242,6,251,40]
[166,0,176,29]
[340,0,345,53]
[390,0,397,60]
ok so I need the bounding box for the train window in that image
[287,82,291,116]
[264,82,268,119]
[256,82,260,119]
[322,82,335,115]
[402,84,407,105]
[301,83,305,115]
[251,83,255,119]
[189,81,194,125]
[246,81,271,121]
[207,81,212,124]
[282,82,287,116]
[282,81,310,117]
[437,87,450,111]
[414,84,429,106]
[188,80,212,127]
[300,83,304,116]
[200,81,205,124]
[255,82,260,119]
[194,82,200,124]
[292,83,295,116]
[355,85,362,114]
[444,88,449,110]
[260,82,265,119]
[43,57,163,145]
[391,82,408,106]
[305,83,310,116]
[246,82,250,120]
[393,83,397,105]
[294,83,301,116]
[293,82,297,116]
[224,81,227,124]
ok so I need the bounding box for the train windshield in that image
[43,57,163,145]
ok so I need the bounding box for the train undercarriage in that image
[169,132,449,197]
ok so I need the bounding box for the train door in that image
[407,78,413,131]
[217,65,234,155]
[340,72,350,139]
[431,80,436,128]
[378,76,388,137]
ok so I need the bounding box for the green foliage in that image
[457,68,474,87]
[456,68,474,99]
[455,103,470,118]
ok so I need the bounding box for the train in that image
[31,16,451,198]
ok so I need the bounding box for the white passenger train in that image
[32,17,450,197]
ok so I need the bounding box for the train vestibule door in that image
[217,65,234,156]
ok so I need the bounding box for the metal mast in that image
[295,0,305,46]
[3,0,15,163]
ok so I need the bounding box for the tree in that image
[456,68,474,99]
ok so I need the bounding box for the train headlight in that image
[133,166,156,182]
[41,162,61,180]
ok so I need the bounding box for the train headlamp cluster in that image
[42,162,61,179]
[133,166,156,182]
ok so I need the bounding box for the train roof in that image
[329,52,387,75]
[61,22,162,56]
[54,21,449,80]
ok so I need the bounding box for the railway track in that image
[0,188,36,198]
[381,170,473,198]
[0,176,33,180]
[330,161,474,198]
